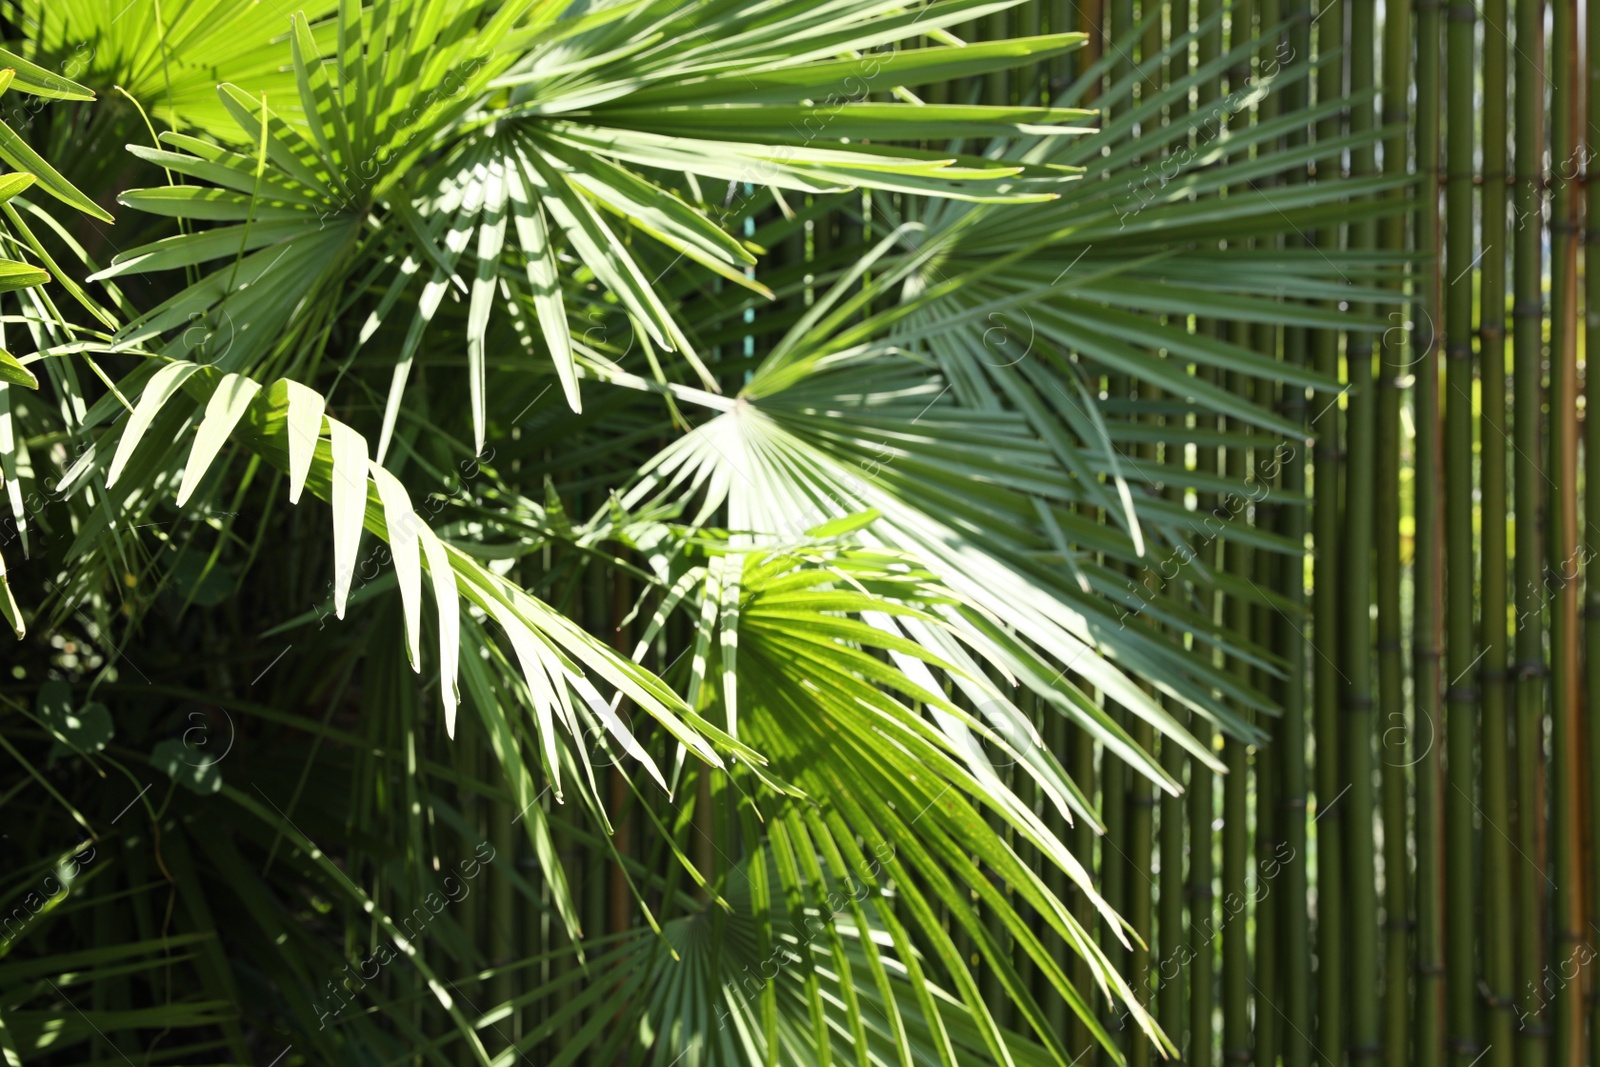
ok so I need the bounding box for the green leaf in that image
[0,119,112,221]
[0,47,96,100]
[150,738,224,795]
[38,683,113,755]
[48,702,114,757]
[805,509,881,538]
[0,349,37,389]
[176,373,263,506]
[282,378,326,505]
[326,417,369,619]
[107,361,202,487]
[0,260,49,294]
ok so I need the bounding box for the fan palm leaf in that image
[0,4,1403,1064]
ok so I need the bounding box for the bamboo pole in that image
[1476,0,1514,1061]
[1048,0,1077,96]
[1188,5,1225,1064]
[1222,10,1260,1067]
[1547,1,1585,1061]
[1412,0,1447,1060]
[1250,7,1284,1063]
[1190,552,1217,1067]
[1130,714,1155,1067]
[1310,0,1347,1058]
[1103,709,1130,1062]
[1585,0,1600,1059]
[1070,721,1101,1057]
[1442,0,1481,1059]
[1344,5,1381,1064]
[1222,371,1253,1067]
[1112,0,1136,93]
[1375,2,1413,1064]
[1158,728,1187,1063]
[1220,13,1259,1063]
[1509,0,1548,1058]
[1276,0,1315,1059]
[1157,9,1194,1060]
[1124,19,1168,1028]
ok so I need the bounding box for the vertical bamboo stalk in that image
[1375,2,1414,1065]
[1222,466,1252,1067]
[1189,6,1224,1065]
[1104,713,1130,1063]
[1509,0,1548,1058]
[1049,0,1077,97]
[1311,0,1348,1059]
[1189,602,1216,1067]
[1547,1,1584,1061]
[1344,4,1381,1064]
[1129,719,1155,1067]
[1159,728,1188,1062]
[985,8,1011,103]
[1158,12,1194,1060]
[1141,0,1163,124]
[1253,494,1283,1067]
[1044,702,1074,1039]
[1442,0,1480,1060]
[1477,0,1514,1061]
[1221,7,1257,1060]
[1070,720,1101,1057]
[1276,0,1314,1059]
[1250,7,1284,1064]
[1081,0,1106,84]
[1585,0,1600,1059]
[1167,0,1193,121]
[1412,0,1447,1061]
[1112,0,1136,97]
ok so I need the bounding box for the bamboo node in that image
[1445,341,1473,360]
[1479,989,1515,1010]
[1445,3,1476,18]
[1511,300,1544,318]
[1445,686,1477,702]
[1478,324,1506,341]
[1343,696,1376,710]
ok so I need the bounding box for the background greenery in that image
[0,1,1556,1066]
